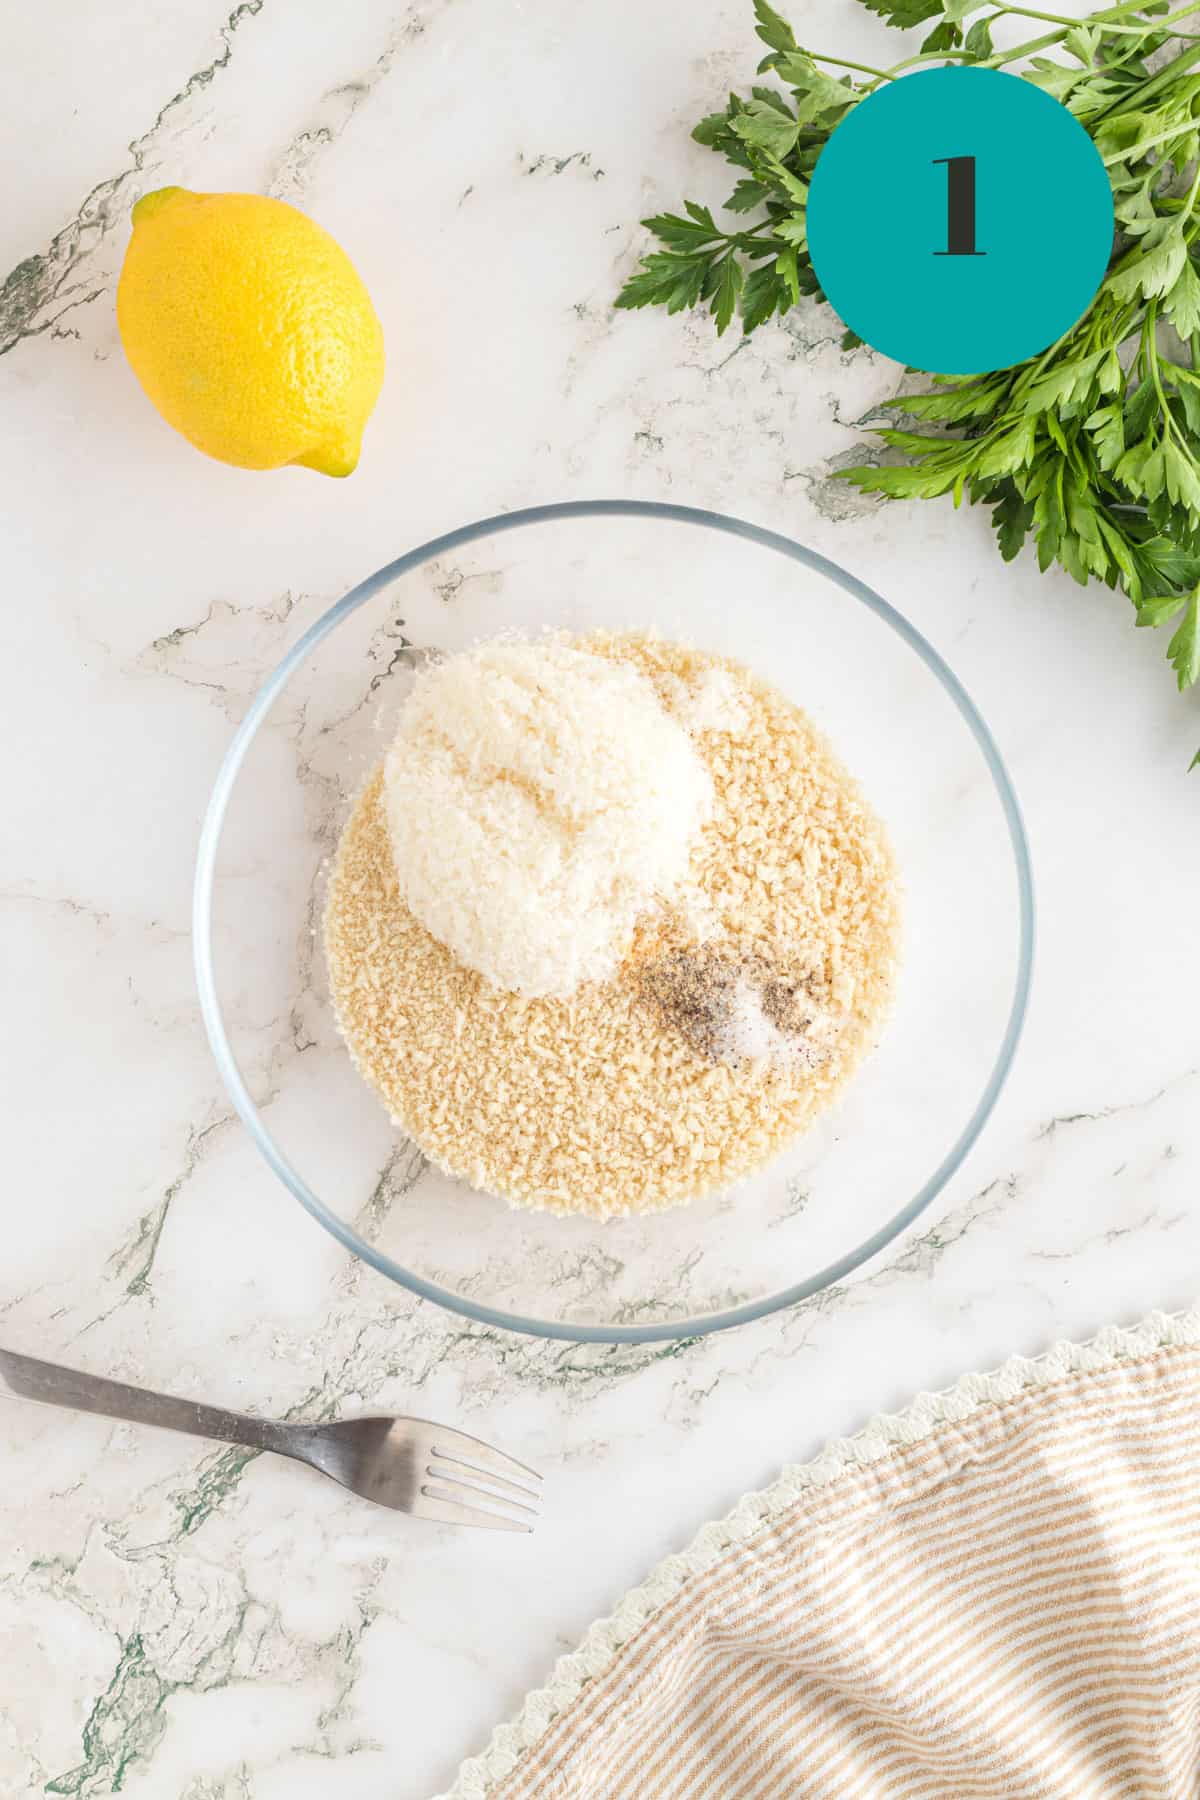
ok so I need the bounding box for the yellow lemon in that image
[116,187,384,477]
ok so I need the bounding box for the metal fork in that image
[0,1347,541,1532]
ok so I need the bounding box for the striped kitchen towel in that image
[440,1310,1200,1799]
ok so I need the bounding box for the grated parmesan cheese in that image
[381,637,712,999]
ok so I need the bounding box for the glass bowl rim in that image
[193,498,1035,1345]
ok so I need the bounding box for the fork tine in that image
[417,1484,536,1533]
[428,1451,541,1505]
[429,1426,542,1487]
[427,1465,540,1517]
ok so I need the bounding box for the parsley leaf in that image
[742,261,789,329]
[1168,591,1200,689]
[713,256,744,335]
[964,17,994,59]
[859,0,942,28]
[730,97,800,157]
[639,211,722,252]
[1137,593,1190,627]
[1165,258,1200,338]
[725,178,771,213]
[992,485,1035,560]
[752,0,797,55]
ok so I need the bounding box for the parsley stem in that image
[855,0,1200,89]
[1102,30,1200,109]
[975,0,1200,69]
[1182,159,1200,219]
[1144,301,1186,448]
[992,0,1196,30]
[866,51,978,85]
[1140,304,1198,467]
[807,52,895,78]
[1102,86,1200,164]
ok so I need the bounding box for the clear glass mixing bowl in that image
[194,501,1033,1343]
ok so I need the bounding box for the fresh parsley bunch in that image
[616,0,1200,744]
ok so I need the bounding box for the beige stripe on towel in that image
[442,1313,1200,1800]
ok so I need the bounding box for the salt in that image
[714,978,790,1064]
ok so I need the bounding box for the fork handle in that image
[0,1347,297,1457]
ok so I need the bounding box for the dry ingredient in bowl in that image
[382,637,711,999]
[324,633,900,1219]
[630,942,840,1069]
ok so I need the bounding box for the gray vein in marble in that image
[181,1773,252,1800]
[128,590,304,719]
[545,1248,625,1301]
[885,1176,1013,1279]
[767,1175,811,1229]
[170,1448,261,1545]
[366,638,417,695]
[267,7,432,204]
[783,445,886,524]
[694,339,752,381]
[353,1141,429,1241]
[700,1179,1018,1412]
[426,560,505,605]
[107,1117,238,1304]
[520,151,604,180]
[307,1599,382,1760]
[37,1509,381,1795]
[1036,1068,1198,1138]
[45,1633,171,1796]
[778,303,869,365]
[0,0,265,358]
[1032,1203,1188,1261]
[148,592,296,655]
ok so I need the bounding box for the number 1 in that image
[933,155,984,257]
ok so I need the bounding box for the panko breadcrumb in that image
[323,633,900,1218]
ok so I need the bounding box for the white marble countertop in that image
[2,2,1198,1794]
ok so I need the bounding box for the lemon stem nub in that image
[131,187,189,228]
[295,436,362,478]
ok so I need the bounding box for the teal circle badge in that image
[807,66,1114,375]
